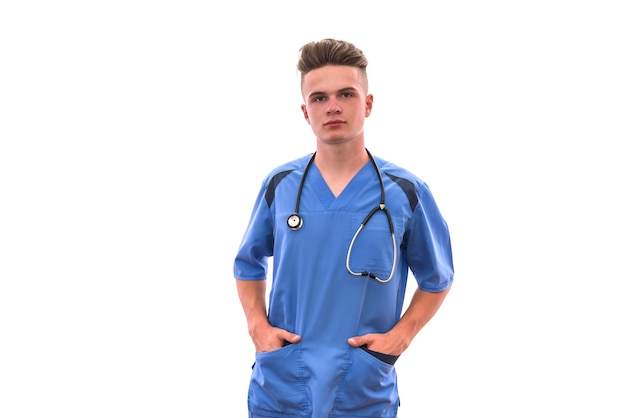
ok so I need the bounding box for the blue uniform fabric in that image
[234,153,454,418]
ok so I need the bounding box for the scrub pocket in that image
[360,346,399,365]
[248,343,311,417]
[331,347,399,417]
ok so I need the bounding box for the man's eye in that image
[341,92,353,98]
[313,96,325,102]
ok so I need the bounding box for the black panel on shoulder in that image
[386,173,419,212]
[265,170,295,207]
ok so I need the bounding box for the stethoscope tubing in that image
[288,149,398,283]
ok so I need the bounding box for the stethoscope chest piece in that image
[287,214,303,230]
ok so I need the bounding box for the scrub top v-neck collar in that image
[307,161,376,210]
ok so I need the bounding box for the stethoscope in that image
[286,149,397,283]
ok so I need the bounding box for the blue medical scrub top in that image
[234,153,454,418]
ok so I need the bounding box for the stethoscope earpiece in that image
[287,214,303,230]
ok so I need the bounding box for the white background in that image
[1,1,625,417]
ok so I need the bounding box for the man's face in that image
[300,65,373,145]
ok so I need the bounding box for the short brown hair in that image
[297,38,368,80]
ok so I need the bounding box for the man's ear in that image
[365,94,374,117]
[301,104,310,123]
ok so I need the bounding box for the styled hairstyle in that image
[297,38,368,84]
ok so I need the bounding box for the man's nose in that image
[326,100,341,115]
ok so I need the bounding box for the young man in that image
[234,38,454,418]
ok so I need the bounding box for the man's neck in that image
[313,142,370,197]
